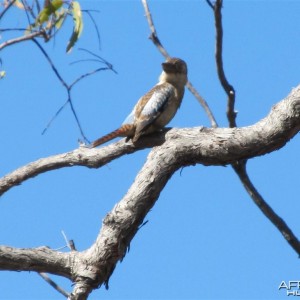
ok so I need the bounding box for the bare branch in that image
[186,81,218,128]
[0,30,47,51]
[205,0,214,10]
[1,85,300,197]
[213,0,236,127]
[82,10,101,50]
[67,90,90,144]
[208,0,300,257]
[0,0,16,20]
[141,0,169,58]
[0,246,72,277]
[32,38,68,89]
[211,10,283,259]
[38,273,70,298]
[141,0,218,128]
[233,161,300,254]
[1,87,300,298]
[70,67,112,89]
[61,230,77,251]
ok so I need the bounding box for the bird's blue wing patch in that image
[122,107,136,125]
[141,84,174,117]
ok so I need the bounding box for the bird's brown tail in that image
[89,124,135,148]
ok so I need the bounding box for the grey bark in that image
[0,85,300,299]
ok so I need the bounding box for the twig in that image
[141,0,218,128]
[38,272,70,298]
[41,100,69,135]
[61,230,76,251]
[0,27,30,32]
[205,0,214,9]
[0,0,16,20]
[32,38,89,142]
[186,81,218,128]
[142,0,169,58]
[67,90,90,144]
[32,38,68,88]
[83,10,101,50]
[70,67,112,89]
[232,161,300,255]
[210,0,236,127]
[0,30,46,51]
[77,48,117,74]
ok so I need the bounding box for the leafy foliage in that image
[66,1,83,53]
[19,0,84,52]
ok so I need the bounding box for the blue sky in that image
[1,1,300,299]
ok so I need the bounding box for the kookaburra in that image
[90,57,188,148]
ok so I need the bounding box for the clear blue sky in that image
[1,1,300,299]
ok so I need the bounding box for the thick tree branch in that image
[0,246,72,277]
[1,86,300,299]
[1,85,300,198]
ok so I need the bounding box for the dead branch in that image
[209,0,236,127]
[1,85,300,299]
[0,29,47,50]
[38,273,70,298]
[207,0,300,257]
[1,84,300,198]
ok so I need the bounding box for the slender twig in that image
[67,90,90,144]
[83,10,101,50]
[32,38,68,88]
[41,100,69,135]
[205,0,214,9]
[0,27,30,32]
[21,0,36,24]
[70,67,112,89]
[34,0,41,13]
[211,0,236,127]
[0,0,16,20]
[70,58,105,65]
[35,45,116,139]
[32,38,89,141]
[0,30,46,51]
[142,0,169,58]
[232,161,300,255]
[78,48,117,74]
[186,81,218,128]
[61,230,77,251]
[141,0,218,128]
[38,273,70,298]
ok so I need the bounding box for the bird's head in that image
[159,57,188,86]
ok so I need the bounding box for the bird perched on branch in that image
[89,57,188,148]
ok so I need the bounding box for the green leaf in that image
[35,0,64,26]
[55,9,67,30]
[14,0,25,9]
[25,0,64,35]
[0,71,6,79]
[66,1,83,53]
